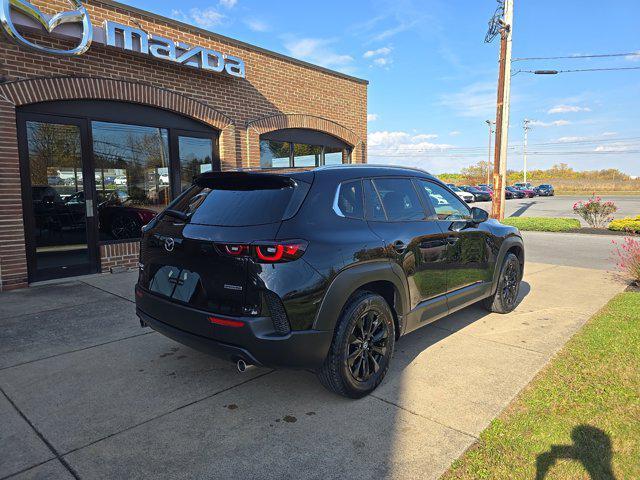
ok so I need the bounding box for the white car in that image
[114,176,127,185]
[447,184,474,203]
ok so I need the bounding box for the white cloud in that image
[594,143,634,152]
[449,131,461,136]
[363,46,392,68]
[219,0,237,7]
[283,38,354,69]
[173,7,225,28]
[371,20,418,42]
[373,57,392,67]
[368,130,452,153]
[529,120,571,127]
[439,82,496,118]
[626,51,640,62]
[602,131,618,137]
[363,46,392,58]
[547,104,591,114]
[554,136,589,143]
[367,113,378,122]
[412,133,438,141]
[245,18,269,32]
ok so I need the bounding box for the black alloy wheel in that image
[347,309,390,382]
[318,291,395,398]
[484,252,522,314]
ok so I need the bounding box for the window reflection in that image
[293,144,322,167]
[260,140,290,168]
[91,121,169,240]
[179,136,213,191]
[324,146,344,165]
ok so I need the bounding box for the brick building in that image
[0,0,368,290]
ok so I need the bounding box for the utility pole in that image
[489,0,514,220]
[485,120,495,185]
[523,118,531,184]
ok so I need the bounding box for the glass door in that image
[170,130,219,195]
[17,114,98,282]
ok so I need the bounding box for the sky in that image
[118,0,640,175]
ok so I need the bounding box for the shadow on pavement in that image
[510,201,539,218]
[535,425,615,480]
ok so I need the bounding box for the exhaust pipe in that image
[236,359,254,373]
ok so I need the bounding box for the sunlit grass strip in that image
[501,217,581,232]
[443,292,640,480]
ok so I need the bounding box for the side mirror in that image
[471,207,489,224]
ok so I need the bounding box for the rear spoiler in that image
[194,171,312,190]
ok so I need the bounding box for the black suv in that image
[135,166,524,398]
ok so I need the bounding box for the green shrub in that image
[501,217,581,232]
[609,215,640,234]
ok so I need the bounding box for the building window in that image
[259,128,351,169]
[293,143,322,167]
[92,121,171,240]
[324,146,344,165]
[260,140,291,168]
[178,136,214,191]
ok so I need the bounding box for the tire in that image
[484,253,522,314]
[317,291,395,399]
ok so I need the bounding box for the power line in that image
[516,66,640,75]
[513,51,640,61]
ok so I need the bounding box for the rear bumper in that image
[135,286,332,370]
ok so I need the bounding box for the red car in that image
[514,186,536,198]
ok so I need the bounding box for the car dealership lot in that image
[0,234,628,480]
[474,194,640,223]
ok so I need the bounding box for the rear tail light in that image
[217,240,307,263]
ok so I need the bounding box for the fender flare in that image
[312,261,410,334]
[491,235,525,293]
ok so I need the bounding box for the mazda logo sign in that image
[164,237,175,252]
[0,0,93,56]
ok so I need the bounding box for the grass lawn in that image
[501,217,581,232]
[443,291,640,480]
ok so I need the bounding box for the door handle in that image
[85,199,94,218]
[446,236,459,245]
[392,240,407,253]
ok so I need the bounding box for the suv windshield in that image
[170,173,310,226]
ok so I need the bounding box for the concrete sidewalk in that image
[0,263,625,480]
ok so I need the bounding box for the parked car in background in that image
[475,185,494,199]
[506,186,525,199]
[514,182,534,190]
[514,186,536,198]
[535,184,555,196]
[136,167,525,398]
[460,185,491,202]
[504,189,514,200]
[446,184,475,203]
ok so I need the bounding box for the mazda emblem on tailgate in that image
[164,237,175,252]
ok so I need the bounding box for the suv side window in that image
[364,179,385,220]
[371,177,426,221]
[418,180,471,221]
[334,180,363,219]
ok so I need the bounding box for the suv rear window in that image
[171,173,310,226]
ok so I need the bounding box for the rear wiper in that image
[164,209,189,222]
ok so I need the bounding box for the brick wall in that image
[0,0,367,289]
[100,242,139,272]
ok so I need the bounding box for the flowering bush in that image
[573,195,617,228]
[609,215,640,234]
[612,237,640,285]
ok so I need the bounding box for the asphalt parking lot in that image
[474,194,640,223]
[0,234,628,480]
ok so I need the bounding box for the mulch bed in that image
[567,228,639,236]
